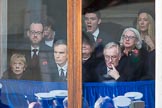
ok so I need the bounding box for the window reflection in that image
[82,1,155,108]
[0,0,68,107]
[82,0,155,82]
[1,0,67,82]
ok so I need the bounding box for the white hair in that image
[120,27,142,49]
[104,42,121,57]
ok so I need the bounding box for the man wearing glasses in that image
[95,42,123,82]
[16,19,53,81]
[95,41,141,82]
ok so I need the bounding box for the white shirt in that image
[45,39,54,47]
[57,62,68,76]
[103,67,111,78]
[92,28,99,41]
[31,46,39,57]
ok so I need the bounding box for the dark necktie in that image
[60,68,66,81]
[31,49,39,66]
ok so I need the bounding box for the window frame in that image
[67,0,82,108]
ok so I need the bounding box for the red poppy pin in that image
[97,38,102,43]
[132,49,139,56]
[42,60,48,65]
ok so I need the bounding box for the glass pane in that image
[82,0,155,108]
[0,0,68,107]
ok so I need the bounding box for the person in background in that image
[143,49,155,80]
[15,18,53,81]
[96,27,149,82]
[82,32,102,82]
[136,8,155,52]
[118,27,149,81]
[52,39,68,82]
[43,16,56,47]
[95,42,123,82]
[83,8,114,58]
[136,9,155,80]
[2,53,29,80]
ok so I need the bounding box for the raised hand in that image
[108,64,120,80]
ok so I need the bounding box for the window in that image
[0,0,161,108]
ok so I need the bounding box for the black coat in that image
[82,53,103,82]
[142,49,155,80]
[86,30,114,59]
[96,48,149,82]
[117,47,149,81]
[2,69,30,80]
[49,59,68,82]
[95,61,114,81]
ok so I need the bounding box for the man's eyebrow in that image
[59,52,65,53]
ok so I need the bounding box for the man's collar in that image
[31,46,39,51]
[92,28,99,38]
[57,62,68,71]
[106,67,111,73]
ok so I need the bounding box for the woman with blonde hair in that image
[2,53,29,80]
[136,8,155,52]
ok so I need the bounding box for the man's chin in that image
[32,41,40,45]
[13,72,23,75]
[86,30,93,33]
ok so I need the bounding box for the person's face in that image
[138,13,150,32]
[43,26,54,40]
[104,47,120,69]
[123,30,137,49]
[11,60,26,75]
[84,13,101,33]
[54,44,68,67]
[82,42,93,59]
[28,23,44,45]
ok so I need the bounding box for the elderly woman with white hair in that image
[118,27,149,81]
[120,27,143,55]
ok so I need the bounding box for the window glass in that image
[82,0,155,108]
[0,0,68,107]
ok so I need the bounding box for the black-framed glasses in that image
[30,30,43,36]
[122,35,136,40]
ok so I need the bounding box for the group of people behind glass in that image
[2,8,155,83]
[82,8,155,82]
[2,17,68,82]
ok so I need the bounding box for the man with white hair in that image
[95,42,124,82]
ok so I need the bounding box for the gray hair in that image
[120,27,142,49]
[104,42,121,56]
[53,39,67,52]
[54,39,67,46]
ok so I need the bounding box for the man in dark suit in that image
[96,41,147,82]
[95,42,123,82]
[52,39,68,82]
[83,9,114,58]
[16,19,54,81]
[83,9,114,45]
